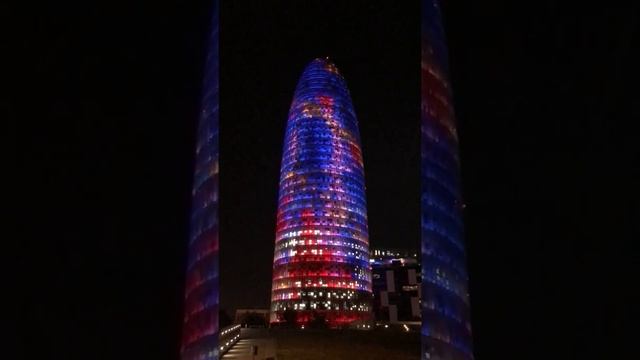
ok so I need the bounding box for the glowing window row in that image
[278,201,367,218]
[279,188,367,208]
[280,177,365,194]
[277,214,368,230]
[273,248,369,262]
[275,238,367,252]
[275,230,368,246]
[278,189,366,206]
[273,256,370,268]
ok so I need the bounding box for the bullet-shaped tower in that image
[271,58,372,328]
[421,0,474,359]
[180,2,219,359]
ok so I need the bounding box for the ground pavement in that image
[221,328,276,360]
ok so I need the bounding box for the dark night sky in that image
[219,1,420,316]
[14,1,638,360]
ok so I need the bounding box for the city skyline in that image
[18,0,635,359]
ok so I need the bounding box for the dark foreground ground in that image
[269,328,421,360]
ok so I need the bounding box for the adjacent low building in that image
[234,309,270,327]
[370,248,421,324]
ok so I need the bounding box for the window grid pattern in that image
[271,59,373,327]
[180,3,219,360]
[421,1,474,359]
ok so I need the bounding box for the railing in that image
[218,324,241,356]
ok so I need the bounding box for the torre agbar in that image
[270,59,372,327]
[180,2,219,360]
[421,0,474,359]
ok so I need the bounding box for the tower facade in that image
[180,2,219,360]
[421,1,474,359]
[271,59,372,328]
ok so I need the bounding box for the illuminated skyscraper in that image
[180,2,219,360]
[421,0,474,359]
[271,58,372,328]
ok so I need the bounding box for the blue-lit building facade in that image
[180,2,220,360]
[271,58,373,328]
[421,0,474,359]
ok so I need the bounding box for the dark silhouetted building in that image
[234,309,270,327]
[371,249,421,324]
[180,3,220,360]
[270,58,372,328]
[421,1,474,359]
